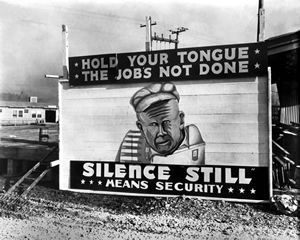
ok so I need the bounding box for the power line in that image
[185,29,226,43]
[1,15,225,49]
[10,0,144,25]
[153,20,226,45]
[2,0,229,47]
[1,2,228,48]
[0,16,144,40]
[5,1,227,45]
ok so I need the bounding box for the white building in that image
[0,100,58,126]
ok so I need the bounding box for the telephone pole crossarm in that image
[170,27,188,35]
[152,33,178,44]
[140,16,187,50]
[170,27,188,49]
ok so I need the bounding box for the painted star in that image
[254,49,260,54]
[228,187,234,193]
[75,74,79,79]
[81,179,85,184]
[254,63,260,69]
[75,62,79,67]
[90,180,94,185]
[250,188,256,194]
[239,188,245,194]
[98,180,102,185]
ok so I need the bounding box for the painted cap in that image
[130,82,180,113]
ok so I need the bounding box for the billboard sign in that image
[70,162,269,201]
[60,42,271,202]
[69,43,267,85]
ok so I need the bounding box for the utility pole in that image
[140,16,156,51]
[141,16,188,51]
[170,27,188,49]
[62,24,69,79]
[257,0,265,42]
[45,25,68,79]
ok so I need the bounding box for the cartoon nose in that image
[157,124,167,137]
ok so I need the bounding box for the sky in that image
[0,0,299,104]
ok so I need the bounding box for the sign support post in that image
[62,24,69,79]
[59,24,69,189]
[257,0,265,42]
[268,67,273,200]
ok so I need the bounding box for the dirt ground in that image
[0,184,299,240]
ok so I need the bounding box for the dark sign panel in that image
[70,161,269,201]
[69,42,267,86]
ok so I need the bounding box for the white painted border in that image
[268,67,273,199]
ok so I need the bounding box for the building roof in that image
[0,101,57,109]
[268,29,300,41]
[267,30,300,56]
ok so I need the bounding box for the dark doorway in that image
[0,159,7,175]
[45,110,56,123]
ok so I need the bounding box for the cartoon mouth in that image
[156,140,170,146]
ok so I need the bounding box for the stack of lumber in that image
[272,122,300,189]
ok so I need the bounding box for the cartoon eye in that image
[149,122,158,127]
[163,120,171,125]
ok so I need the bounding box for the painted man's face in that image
[136,99,185,155]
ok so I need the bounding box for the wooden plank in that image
[206,143,268,153]
[60,148,268,166]
[62,130,269,144]
[61,78,267,100]
[181,103,268,114]
[0,125,58,148]
[186,113,268,124]
[282,156,295,165]
[50,159,60,167]
[21,168,51,197]
[273,154,285,166]
[206,152,269,166]
[62,102,267,116]
[62,105,132,116]
[62,122,268,135]
[62,141,268,154]
[67,113,268,125]
[1,137,58,147]
[272,140,290,156]
[63,141,120,151]
[62,121,269,136]
[181,93,267,105]
[62,93,267,107]
[0,147,58,161]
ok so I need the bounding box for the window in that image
[24,109,29,113]
[32,111,36,118]
[13,110,17,117]
[37,111,42,118]
[29,96,38,103]
[18,110,23,118]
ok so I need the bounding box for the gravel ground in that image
[0,185,299,240]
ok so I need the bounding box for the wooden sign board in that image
[59,42,271,202]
